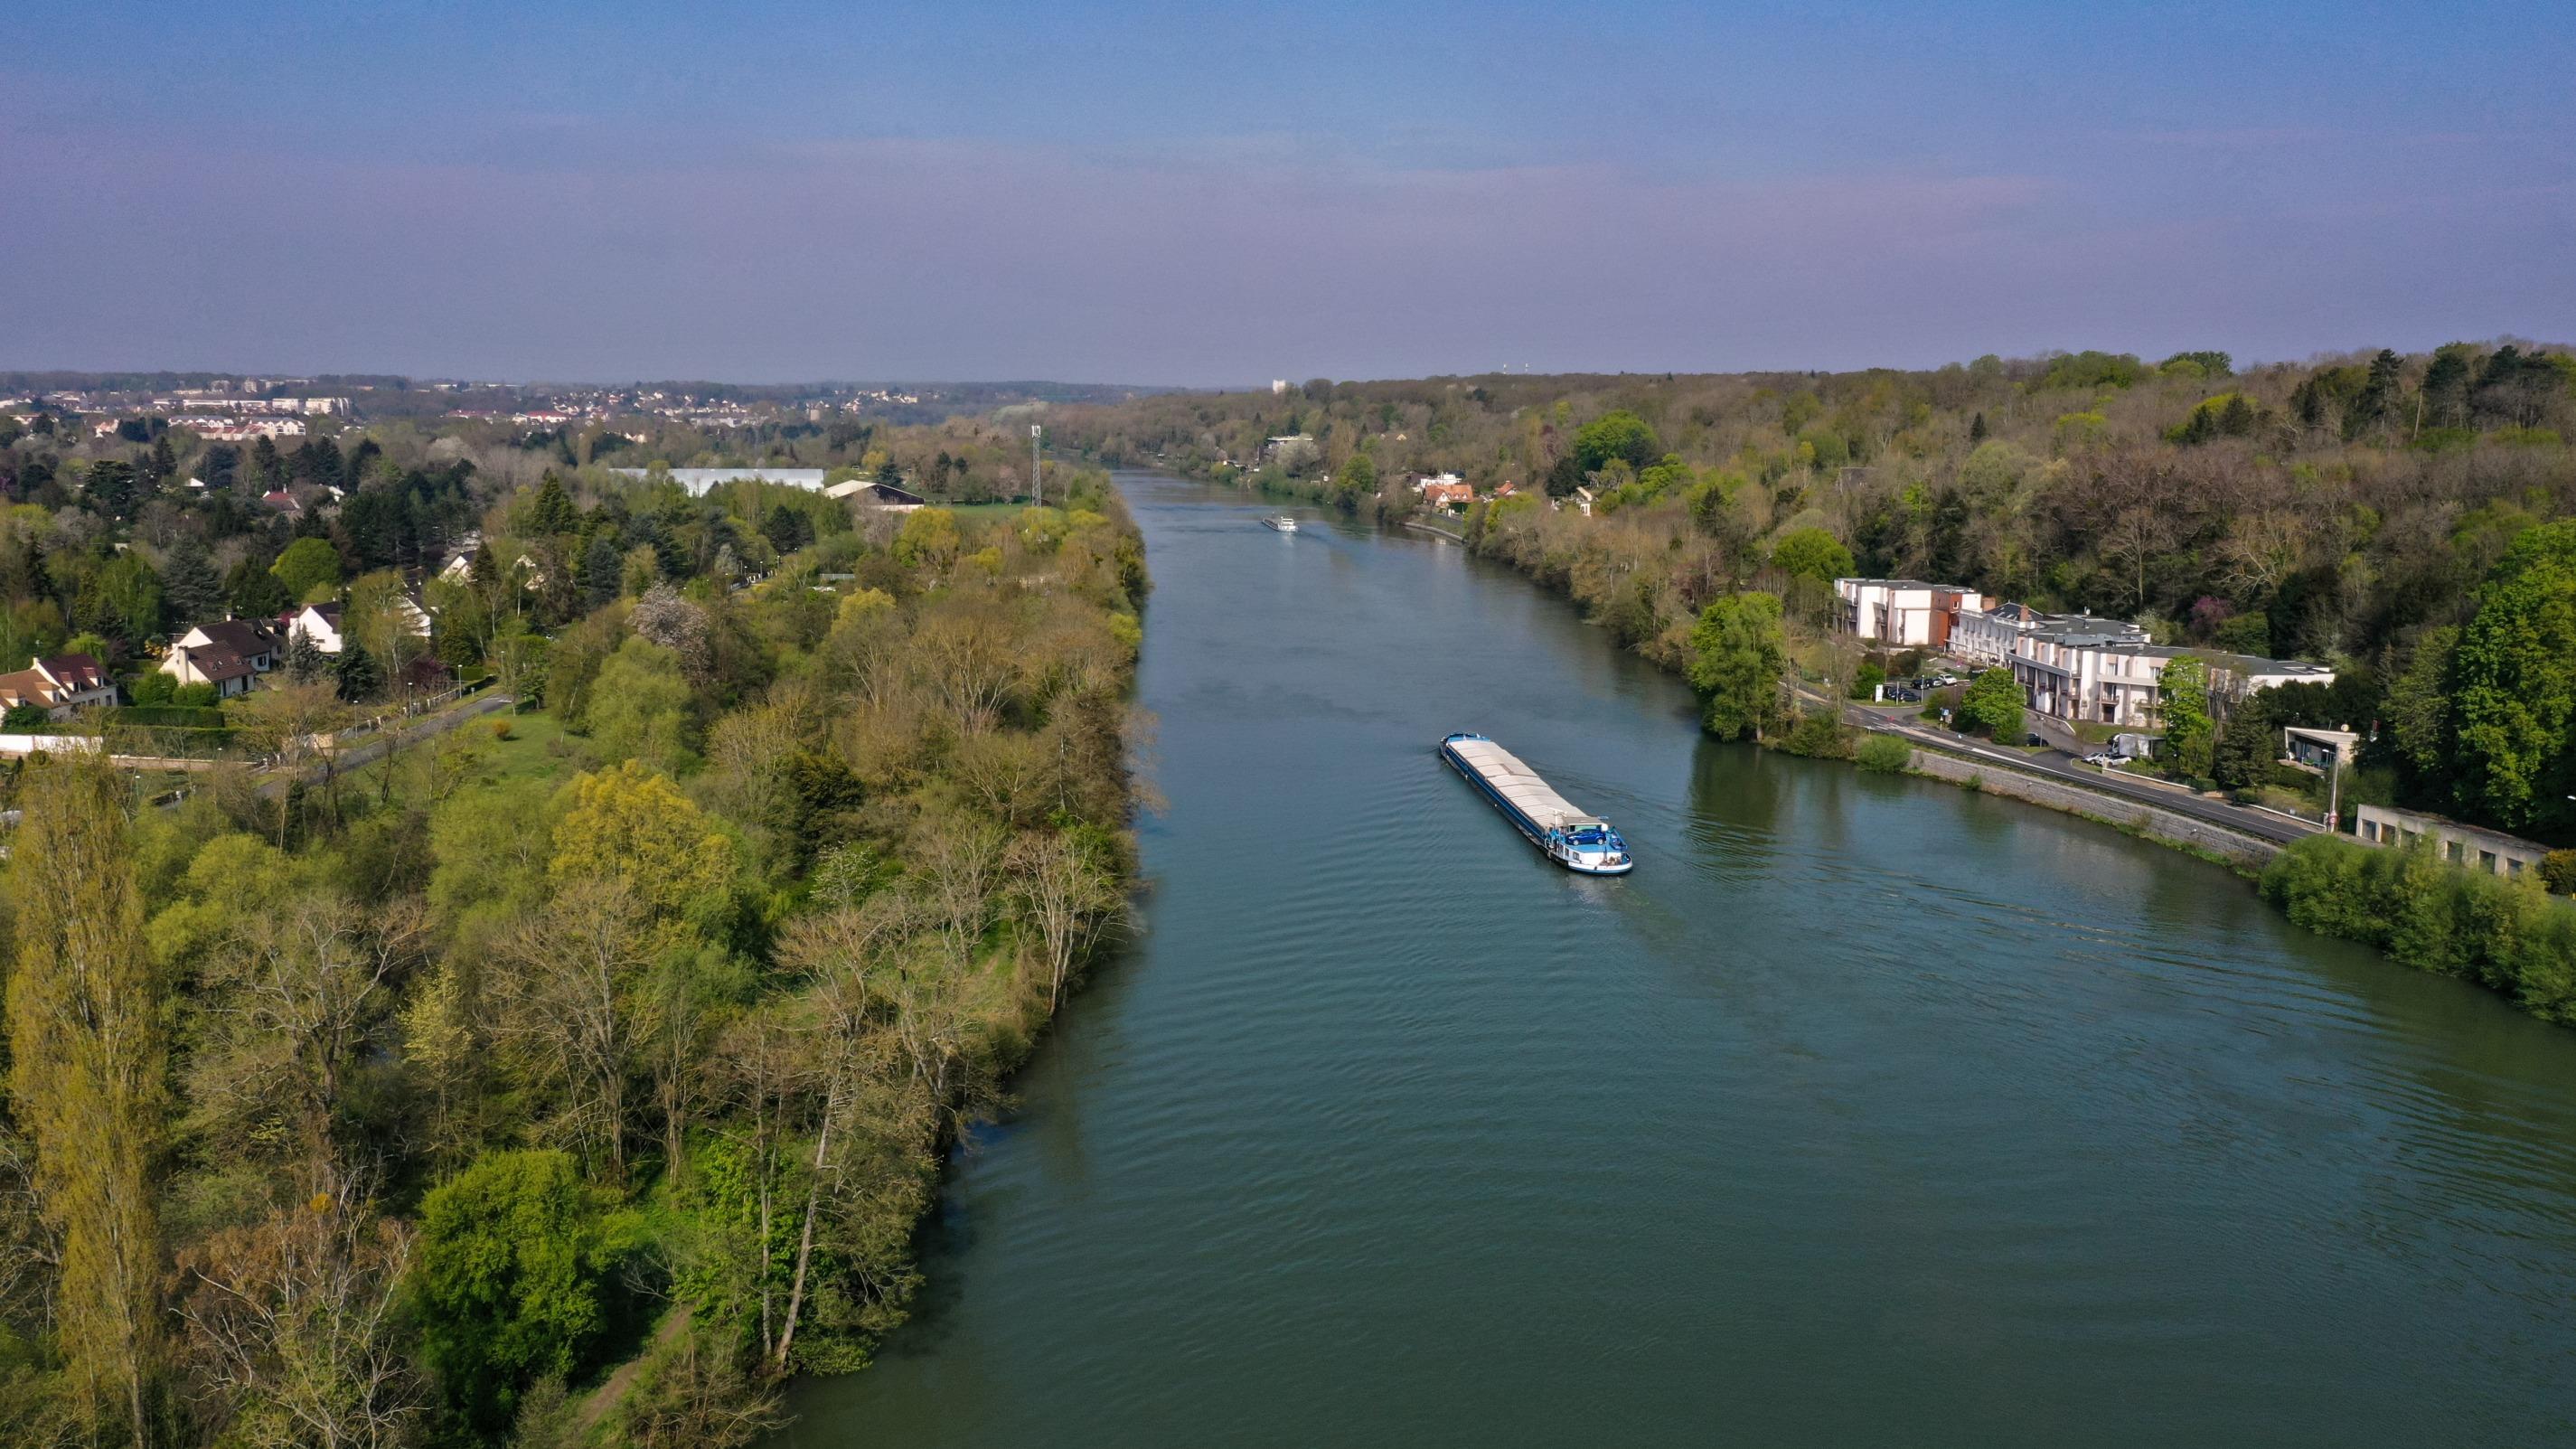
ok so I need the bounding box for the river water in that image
[782,473,2576,1445]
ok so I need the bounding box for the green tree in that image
[412,1149,639,1437]
[228,556,294,619]
[334,642,383,702]
[1685,592,1787,742]
[5,753,165,1444]
[1959,667,2025,739]
[271,536,344,601]
[893,507,962,572]
[524,472,579,536]
[1769,526,1854,583]
[86,552,164,644]
[2452,522,2576,833]
[1572,410,1661,473]
[1331,452,1377,510]
[2160,656,2214,777]
[159,532,224,626]
[582,637,699,775]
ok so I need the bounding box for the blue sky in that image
[5,1,2569,383]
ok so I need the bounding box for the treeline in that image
[0,460,1149,1445]
[1057,343,2576,842]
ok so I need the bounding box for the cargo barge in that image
[1439,732,1634,875]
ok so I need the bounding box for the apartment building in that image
[1833,578,1988,648]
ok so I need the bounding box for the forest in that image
[1052,343,2576,845]
[0,401,1149,1446]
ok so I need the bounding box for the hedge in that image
[108,705,229,729]
[2260,834,2576,1024]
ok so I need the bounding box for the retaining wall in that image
[1902,747,2281,870]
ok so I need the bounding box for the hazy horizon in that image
[6,0,2570,385]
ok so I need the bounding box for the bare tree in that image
[492,880,653,1181]
[175,1195,419,1449]
[1008,832,1123,1011]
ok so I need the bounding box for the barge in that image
[1439,732,1634,875]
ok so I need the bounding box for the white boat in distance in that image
[1261,513,1298,532]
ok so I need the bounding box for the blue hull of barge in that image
[1440,734,1635,875]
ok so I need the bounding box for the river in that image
[781,472,2576,1445]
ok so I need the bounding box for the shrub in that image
[127,670,175,706]
[2261,834,2576,1022]
[413,1149,644,1437]
[170,682,221,709]
[1850,662,1885,700]
[1,703,50,730]
[2544,850,2576,897]
[1857,735,1912,773]
[493,718,515,742]
[1772,710,1853,759]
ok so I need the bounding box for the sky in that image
[4,1,2571,385]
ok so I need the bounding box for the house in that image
[0,654,116,720]
[261,489,303,517]
[1418,479,1473,510]
[160,642,257,698]
[173,618,283,674]
[2355,804,2552,880]
[436,532,484,581]
[2280,726,2360,774]
[287,602,347,654]
[287,597,426,656]
[1834,578,1988,648]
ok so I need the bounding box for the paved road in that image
[1847,701,2323,847]
[153,692,520,807]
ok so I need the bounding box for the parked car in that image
[1885,687,1920,703]
[2082,750,2114,766]
[2026,732,2047,748]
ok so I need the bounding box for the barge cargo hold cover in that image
[1440,732,1634,875]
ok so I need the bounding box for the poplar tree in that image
[6,752,165,1444]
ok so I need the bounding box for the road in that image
[149,691,520,808]
[1846,701,2323,847]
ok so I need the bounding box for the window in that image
[2479,850,2497,872]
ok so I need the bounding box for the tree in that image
[1958,667,2024,739]
[2159,656,2214,777]
[283,626,331,684]
[84,459,140,520]
[87,552,163,645]
[2451,522,2576,833]
[1769,526,1854,583]
[271,537,344,602]
[411,1149,638,1437]
[228,557,294,619]
[1331,452,1377,511]
[1685,592,1787,742]
[578,532,624,610]
[524,473,579,537]
[334,642,382,703]
[893,507,962,573]
[583,637,698,774]
[1572,410,1661,473]
[160,533,224,626]
[1008,831,1123,1011]
[5,753,164,1444]
[2212,694,2279,790]
[551,759,738,923]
